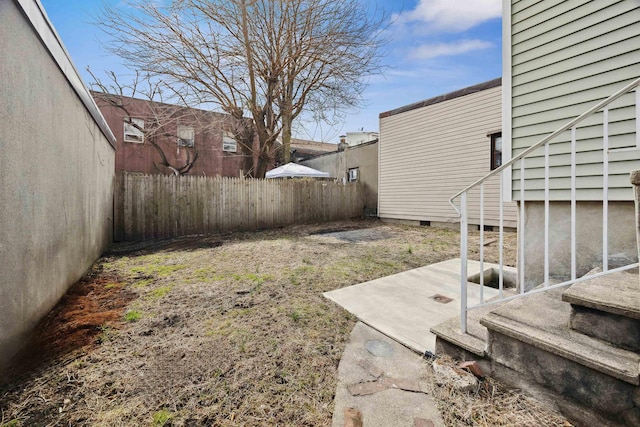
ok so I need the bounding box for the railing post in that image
[544,143,550,286]
[519,158,526,293]
[499,172,504,298]
[636,87,640,147]
[460,192,468,334]
[571,126,577,281]
[603,108,609,272]
[480,184,484,304]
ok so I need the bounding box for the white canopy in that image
[265,162,331,179]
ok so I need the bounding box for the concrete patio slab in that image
[323,259,502,354]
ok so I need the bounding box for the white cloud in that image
[409,39,494,60]
[395,0,502,32]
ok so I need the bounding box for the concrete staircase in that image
[432,274,640,426]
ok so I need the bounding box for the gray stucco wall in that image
[0,1,116,369]
[301,142,378,210]
[520,201,637,291]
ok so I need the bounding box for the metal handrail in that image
[451,76,640,334]
[449,76,640,214]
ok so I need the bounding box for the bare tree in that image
[95,0,387,177]
[89,70,255,176]
[275,0,388,163]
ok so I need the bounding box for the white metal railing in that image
[450,77,640,333]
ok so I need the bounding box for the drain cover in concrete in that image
[314,228,393,243]
[365,340,394,358]
[431,294,453,304]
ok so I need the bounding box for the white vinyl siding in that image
[379,85,518,227]
[510,0,640,201]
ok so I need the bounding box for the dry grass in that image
[423,357,570,427]
[0,219,560,427]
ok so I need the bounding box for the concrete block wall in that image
[520,201,638,290]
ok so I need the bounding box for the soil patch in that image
[1,270,136,388]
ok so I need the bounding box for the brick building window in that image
[223,132,237,152]
[124,117,144,143]
[177,125,195,147]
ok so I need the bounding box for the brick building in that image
[93,93,257,177]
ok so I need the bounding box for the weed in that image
[290,311,302,322]
[152,409,174,426]
[130,264,186,278]
[289,276,301,286]
[97,325,114,344]
[406,246,413,254]
[149,286,172,299]
[192,267,225,283]
[124,310,142,322]
[132,278,154,288]
[70,359,85,369]
[0,420,21,427]
[104,282,123,289]
[232,272,273,285]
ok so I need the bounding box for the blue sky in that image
[40,0,502,143]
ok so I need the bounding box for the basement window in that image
[223,132,237,152]
[124,117,144,143]
[490,132,502,170]
[177,125,195,147]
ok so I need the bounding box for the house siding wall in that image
[510,0,640,201]
[0,0,115,370]
[378,84,517,227]
[300,141,378,210]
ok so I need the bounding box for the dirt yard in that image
[0,219,567,426]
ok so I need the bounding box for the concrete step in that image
[562,268,640,351]
[430,290,517,360]
[480,288,640,426]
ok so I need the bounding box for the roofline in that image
[302,139,378,161]
[379,77,502,119]
[91,91,243,121]
[17,0,116,148]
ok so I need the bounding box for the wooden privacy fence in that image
[114,173,365,241]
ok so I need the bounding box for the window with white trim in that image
[348,167,359,182]
[177,125,195,147]
[490,132,502,170]
[223,131,237,152]
[124,117,144,143]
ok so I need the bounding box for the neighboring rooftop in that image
[340,131,379,147]
[289,138,337,153]
[379,77,501,119]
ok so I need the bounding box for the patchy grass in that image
[104,282,124,289]
[96,324,116,344]
[129,263,187,277]
[123,310,142,322]
[148,285,173,299]
[151,409,174,426]
[0,219,524,426]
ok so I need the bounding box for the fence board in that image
[115,173,365,241]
